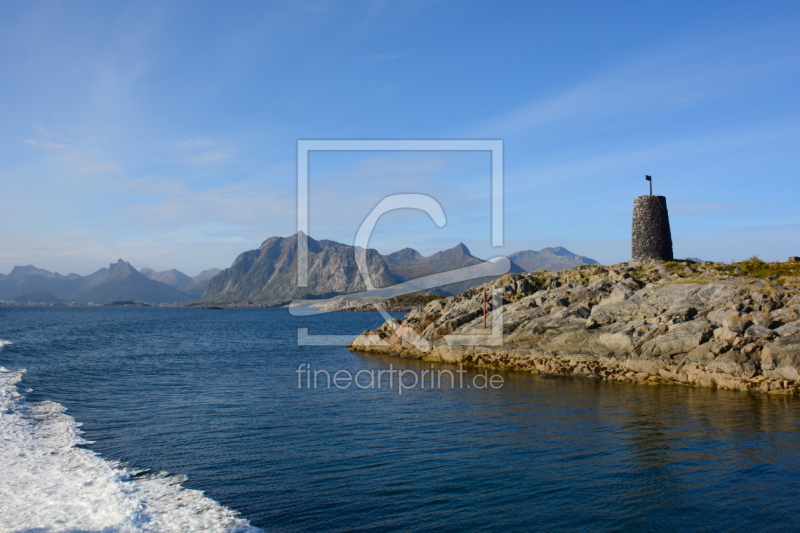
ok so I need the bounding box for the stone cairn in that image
[632,195,673,262]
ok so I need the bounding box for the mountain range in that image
[201,233,598,305]
[0,261,221,304]
[0,234,597,305]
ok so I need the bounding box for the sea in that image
[1,306,799,532]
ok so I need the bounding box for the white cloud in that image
[33,123,68,141]
[68,159,120,174]
[23,138,66,150]
[474,29,790,138]
[169,138,234,164]
[172,138,216,149]
[504,122,800,191]
[116,178,295,226]
[187,150,232,163]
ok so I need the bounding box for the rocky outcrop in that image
[295,295,444,313]
[350,260,800,395]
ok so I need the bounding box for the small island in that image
[101,301,151,307]
[350,257,800,395]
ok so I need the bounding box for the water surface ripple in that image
[2,307,799,531]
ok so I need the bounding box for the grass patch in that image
[731,256,800,279]
[657,280,711,288]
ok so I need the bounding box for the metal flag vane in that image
[645,175,652,195]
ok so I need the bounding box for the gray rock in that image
[723,315,751,334]
[744,324,775,340]
[771,307,800,324]
[640,320,713,358]
[761,336,800,380]
[752,312,771,328]
[775,321,800,337]
[707,308,738,325]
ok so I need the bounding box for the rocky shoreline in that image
[295,294,445,313]
[349,259,800,395]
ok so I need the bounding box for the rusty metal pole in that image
[483,290,487,330]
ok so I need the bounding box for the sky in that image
[1,1,799,276]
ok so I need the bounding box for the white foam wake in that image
[0,366,262,533]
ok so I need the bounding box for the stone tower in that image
[632,195,673,262]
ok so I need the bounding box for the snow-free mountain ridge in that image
[0,234,598,305]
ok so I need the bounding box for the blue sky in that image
[1,1,799,275]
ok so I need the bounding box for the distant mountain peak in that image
[203,233,397,304]
[191,268,223,283]
[508,247,599,272]
[107,260,137,277]
[10,265,53,277]
[386,248,423,262]
[0,259,192,304]
[541,246,569,255]
[453,242,471,255]
[140,267,194,289]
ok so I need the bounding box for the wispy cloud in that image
[22,124,123,176]
[172,138,216,149]
[171,138,233,164]
[23,138,66,150]
[33,124,68,141]
[505,121,800,191]
[114,178,183,194]
[188,150,232,163]
[334,155,449,182]
[45,152,122,177]
[473,29,792,138]
[115,178,294,226]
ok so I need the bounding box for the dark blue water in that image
[2,306,800,531]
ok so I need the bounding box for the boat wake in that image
[0,362,262,533]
